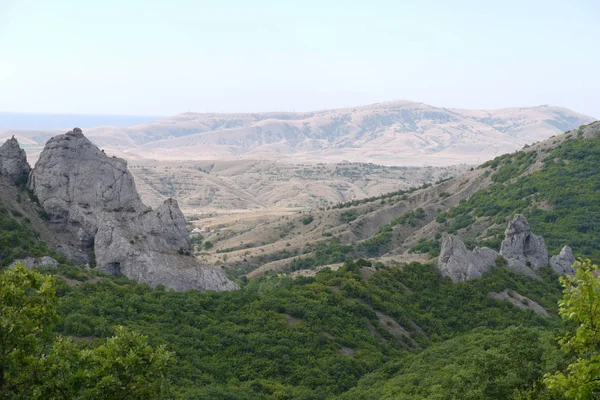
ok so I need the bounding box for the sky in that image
[0,0,598,118]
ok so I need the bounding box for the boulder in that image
[438,234,498,282]
[0,136,30,184]
[10,256,59,269]
[549,245,576,276]
[29,128,237,292]
[500,215,548,276]
[9,257,37,269]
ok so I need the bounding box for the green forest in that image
[2,257,599,399]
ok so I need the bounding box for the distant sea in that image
[0,113,163,130]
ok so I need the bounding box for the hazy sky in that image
[1,0,598,117]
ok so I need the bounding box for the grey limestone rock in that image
[500,215,548,277]
[549,245,576,276]
[489,289,549,317]
[438,234,498,282]
[0,136,30,184]
[29,128,237,292]
[10,256,59,269]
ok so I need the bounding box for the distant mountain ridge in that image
[1,101,594,166]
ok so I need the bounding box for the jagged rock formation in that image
[499,215,548,277]
[0,136,30,184]
[29,128,237,292]
[438,235,499,282]
[439,215,573,282]
[549,245,576,276]
[9,256,59,269]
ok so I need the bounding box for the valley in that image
[4,2,600,398]
[2,120,599,399]
[188,121,600,282]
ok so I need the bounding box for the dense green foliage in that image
[290,238,352,271]
[0,264,58,391]
[0,204,55,267]
[440,135,600,260]
[0,265,172,399]
[479,150,537,183]
[357,225,394,256]
[48,261,564,398]
[341,326,561,399]
[409,238,441,258]
[545,259,600,399]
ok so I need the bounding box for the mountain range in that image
[1,101,594,166]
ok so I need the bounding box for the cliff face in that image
[29,128,237,291]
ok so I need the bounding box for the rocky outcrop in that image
[438,215,576,282]
[29,128,237,292]
[0,136,30,184]
[489,289,549,317]
[438,234,498,282]
[500,215,548,277]
[549,245,576,276]
[10,256,59,269]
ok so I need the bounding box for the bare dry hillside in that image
[190,122,599,278]
[1,101,593,166]
[128,160,469,212]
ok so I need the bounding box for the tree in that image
[544,259,600,399]
[0,264,58,393]
[472,327,546,399]
[34,328,174,400]
[0,264,174,399]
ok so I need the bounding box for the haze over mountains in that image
[1,101,593,167]
[0,112,162,130]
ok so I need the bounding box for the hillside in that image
[194,121,600,278]
[14,258,566,399]
[0,101,593,166]
[1,123,599,399]
[129,160,469,212]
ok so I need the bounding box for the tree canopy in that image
[545,259,600,399]
[0,264,173,399]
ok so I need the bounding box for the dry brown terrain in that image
[1,102,594,279]
[128,159,469,213]
[186,123,598,278]
[1,101,593,167]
